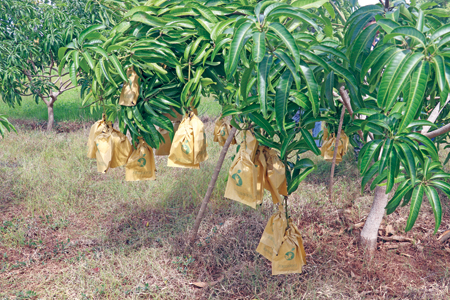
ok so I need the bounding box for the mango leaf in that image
[405,184,424,232]
[252,32,265,63]
[269,22,300,70]
[257,55,273,118]
[424,186,442,234]
[226,21,252,80]
[275,69,294,137]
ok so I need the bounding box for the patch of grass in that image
[0,119,449,299]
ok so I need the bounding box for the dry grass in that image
[0,120,450,299]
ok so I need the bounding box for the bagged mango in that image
[168,112,206,169]
[94,126,132,173]
[254,146,268,204]
[224,147,258,208]
[264,149,288,204]
[256,205,286,261]
[126,137,156,181]
[272,223,307,275]
[155,121,180,156]
[119,66,139,106]
[320,128,349,164]
[213,116,236,146]
[110,128,133,168]
[87,115,109,159]
[239,129,258,161]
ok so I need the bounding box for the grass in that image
[0,108,450,298]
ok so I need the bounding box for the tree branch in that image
[60,85,78,93]
[423,124,450,139]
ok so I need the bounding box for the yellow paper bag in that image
[119,67,139,106]
[155,121,180,156]
[213,117,236,146]
[254,146,268,204]
[264,149,288,204]
[87,116,110,159]
[95,127,113,173]
[168,113,198,169]
[256,205,286,261]
[126,137,156,181]
[110,128,132,168]
[320,128,349,164]
[191,113,208,164]
[239,129,258,161]
[224,147,258,208]
[272,224,307,275]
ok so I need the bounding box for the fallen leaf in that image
[437,230,450,243]
[385,224,395,236]
[351,271,355,278]
[190,282,208,288]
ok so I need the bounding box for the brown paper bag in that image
[320,128,349,164]
[87,116,109,159]
[213,117,236,146]
[239,129,258,161]
[110,128,132,168]
[272,224,307,275]
[155,121,180,156]
[95,127,114,173]
[256,205,286,261]
[119,67,139,106]
[168,113,198,169]
[191,113,208,164]
[264,149,288,204]
[224,147,258,208]
[126,137,156,181]
[254,146,268,204]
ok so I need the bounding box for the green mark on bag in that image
[138,154,146,167]
[182,140,190,154]
[231,170,243,186]
[285,248,295,261]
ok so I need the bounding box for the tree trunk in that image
[189,127,237,244]
[359,185,388,253]
[47,102,55,131]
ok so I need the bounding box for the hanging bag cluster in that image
[256,205,286,261]
[87,114,109,159]
[168,111,208,169]
[320,128,349,164]
[272,222,307,275]
[125,137,156,181]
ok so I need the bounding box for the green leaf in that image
[350,24,380,69]
[359,139,383,174]
[227,21,252,79]
[327,61,358,91]
[240,62,255,103]
[79,24,106,45]
[424,186,442,234]
[211,18,239,41]
[275,69,294,137]
[299,60,319,116]
[386,147,398,193]
[274,51,301,90]
[395,143,416,185]
[257,55,273,118]
[100,58,116,88]
[384,26,426,47]
[267,9,318,30]
[407,133,439,161]
[287,166,314,194]
[187,2,219,23]
[432,55,446,92]
[377,51,408,109]
[310,45,349,63]
[405,184,424,232]
[360,44,393,82]
[291,0,328,9]
[252,32,265,63]
[58,47,68,60]
[131,12,166,27]
[361,161,380,193]
[385,182,413,214]
[69,61,77,86]
[325,71,335,112]
[384,53,424,111]
[300,128,321,155]
[398,61,429,133]
[431,180,450,198]
[378,139,391,174]
[269,22,300,70]
[109,54,128,83]
[81,51,95,70]
[248,113,275,136]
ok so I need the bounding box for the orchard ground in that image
[1,97,450,299]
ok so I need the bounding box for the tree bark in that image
[359,185,388,253]
[189,127,237,244]
[328,106,346,201]
[46,95,57,131]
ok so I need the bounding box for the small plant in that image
[172,255,195,275]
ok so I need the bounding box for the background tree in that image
[0,0,120,130]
